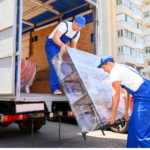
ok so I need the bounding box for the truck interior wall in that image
[21,22,94,94]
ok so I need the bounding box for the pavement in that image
[0,118,127,148]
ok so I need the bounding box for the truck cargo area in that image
[19,0,97,102]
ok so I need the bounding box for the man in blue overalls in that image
[45,15,86,95]
[98,55,150,148]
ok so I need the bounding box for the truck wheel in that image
[110,120,129,133]
[47,112,58,122]
[18,121,31,132]
[18,121,42,132]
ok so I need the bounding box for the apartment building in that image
[98,0,150,79]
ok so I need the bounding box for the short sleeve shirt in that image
[109,64,144,92]
[48,21,80,43]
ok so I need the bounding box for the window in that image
[120,46,123,53]
[131,33,134,40]
[116,0,122,5]
[135,37,143,44]
[128,31,131,39]
[124,46,131,55]
[118,30,124,37]
[138,52,140,58]
[144,12,149,18]
[118,29,134,40]
[131,3,134,10]
[135,51,144,60]
[119,0,122,4]
[118,31,121,37]
[123,14,134,25]
[124,29,127,37]
[119,29,135,40]
[139,24,142,30]
[121,30,123,36]
[131,49,135,56]
[118,46,124,53]
[134,8,142,16]
[142,72,146,78]
[134,22,137,28]
[140,53,144,60]
[116,0,118,5]
[127,1,130,8]
[137,23,139,29]
[135,22,143,30]
[135,51,137,58]
[146,47,150,53]
[122,0,134,10]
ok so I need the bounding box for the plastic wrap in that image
[21,59,36,93]
[52,48,132,134]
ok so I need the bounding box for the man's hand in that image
[60,44,68,52]
[125,111,129,121]
[108,113,116,124]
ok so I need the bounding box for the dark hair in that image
[102,61,115,65]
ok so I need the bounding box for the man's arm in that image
[123,89,130,121]
[70,40,77,49]
[109,81,121,124]
[53,30,68,51]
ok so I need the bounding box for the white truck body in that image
[0,0,98,113]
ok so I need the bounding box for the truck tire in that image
[18,121,42,132]
[110,120,129,133]
[18,121,31,132]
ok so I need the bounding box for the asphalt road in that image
[0,118,127,148]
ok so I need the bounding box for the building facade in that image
[98,0,150,79]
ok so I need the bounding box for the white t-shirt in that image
[110,64,144,92]
[48,21,80,43]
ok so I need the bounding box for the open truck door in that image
[0,0,21,95]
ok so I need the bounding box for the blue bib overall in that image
[120,65,150,148]
[45,21,79,93]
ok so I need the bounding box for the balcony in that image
[146,65,150,73]
[134,0,142,7]
[145,28,150,36]
[145,41,150,47]
[145,53,150,60]
[134,14,143,21]
[135,28,143,35]
[144,16,150,25]
[116,5,134,17]
[135,43,143,49]
[136,58,145,69]
[118,53,136,65]
[117,37,135,48]
[145,35,150,47]
[136,58,144,64]
[116,21,135,32]
[144,5,150,12]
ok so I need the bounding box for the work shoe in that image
[53,90,62,95]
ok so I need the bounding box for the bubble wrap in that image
[21,59,36,93]
[51,48,132,134]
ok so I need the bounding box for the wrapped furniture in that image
[52,48,131,139]
[21,59,36,93]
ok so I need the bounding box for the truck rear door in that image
[0,0,18,95]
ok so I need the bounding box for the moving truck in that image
[0,0,98,132]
